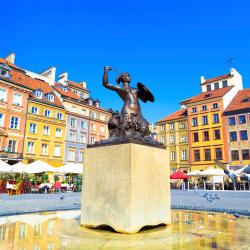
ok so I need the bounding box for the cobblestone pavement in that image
[0,190,250,216]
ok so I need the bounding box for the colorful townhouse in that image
[6,63,66,167]
[0,54,32,165]
[155,109,189,173]
[224,89,250,166]
[180,68,243,171]
[53,72,110,164]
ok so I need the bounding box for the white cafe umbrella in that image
[187,170,201,176]
[26,160,57,173]
[57,163,83,174]
[10,162,27,173]
[0,159,12,172]
[198,168,226,176]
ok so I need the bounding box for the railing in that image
[0,151,23,160]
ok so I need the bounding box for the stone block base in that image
[81,142,170,233]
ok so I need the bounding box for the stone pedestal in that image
[81,142,170,233]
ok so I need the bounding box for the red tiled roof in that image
[68,80,89,92]
[224,89,250,113]
[181,86,233,105]
[9,68,64,108]
[156,109,187,123]
[53,82,82,101]
[0,58,23,70]
[202,73,232,85]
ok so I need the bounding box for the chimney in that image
[5,52,15,64]
[200,76,206,84]
[79,81,87,89]
[58,72,68,86]
[40,67,56,86]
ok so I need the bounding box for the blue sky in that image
[2,0,250,123]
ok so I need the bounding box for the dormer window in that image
[222,80,228,88]
[205,93,211,98]
[242,97,250,103]
[47,94,54,102]
[35,90,42,99]
[0,64,11,78]
[95,101,100,108]
[80,93,84,99]
[62,86,67,92]
[88,99,93,105]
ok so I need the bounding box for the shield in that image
[137,82,155,103]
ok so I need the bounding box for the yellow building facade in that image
[23,100,66,167]
[156,109,189,173]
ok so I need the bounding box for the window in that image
[80,133,87,143]
[44,110,51,117]
[192,107,197,113]
[213,114,219,123]
[62,86,67,92]
[95,101,100,108]
[206,84,211,92]
[19,224,27,239]
[230,131,237,141]
[80,120,86,130]
[204,149,211,161]
[231,150,239,161]
[82,109,87,116]
[41,144,48,155]
[192,117,198,126]
[180,136,186,142]
[10,116,19,129]
[202,116,208,125]
[242,98,250,103]
[229,117,236,125]
[100,114,105,121]
[88,99,93,105]
[214,129,221,139]
[214,82,219,89]
[35,91,42,99]
[29,123,37,133]
[203,131,209,141]
[0,64,10,78]
[0,113,4,126]
[193,132,199,142]
[170,151,176,161]
[161,136,166,144]
[180,123,186,129]
[0,226,6,240]
[73,90,78,94]
[160,125,165,131]
[181,150,187,160]
[57,113,63,120]
[0,88,7,101]
[91,111,97,119]
[194,150,200,161]
[241,149,250,160]
[34,224,41,236]
[70,117,76,127]
[222,80,228,88]
[169,123,174,130]
[240,130,248,140]
[242,149,250,160]
[212,103,218,109]
[8,140,16,153]
[56,128,62,137]
[43,126,50,135]
[239,115,246,124]
[80,93,84,99]
[91,137,96,144]
[27,142,34,153]
[170,134,175,144]
[47,94,54,102]
[70,130,76,141]
[215,148,222,160]
[100,125,105,133]
[69,150,75,161]
[13,93,22,106]
[54,145,61,156]
[202,105,207,111]
[91,123,96,131]
[31,106,38,114]
[79,151,84,162]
